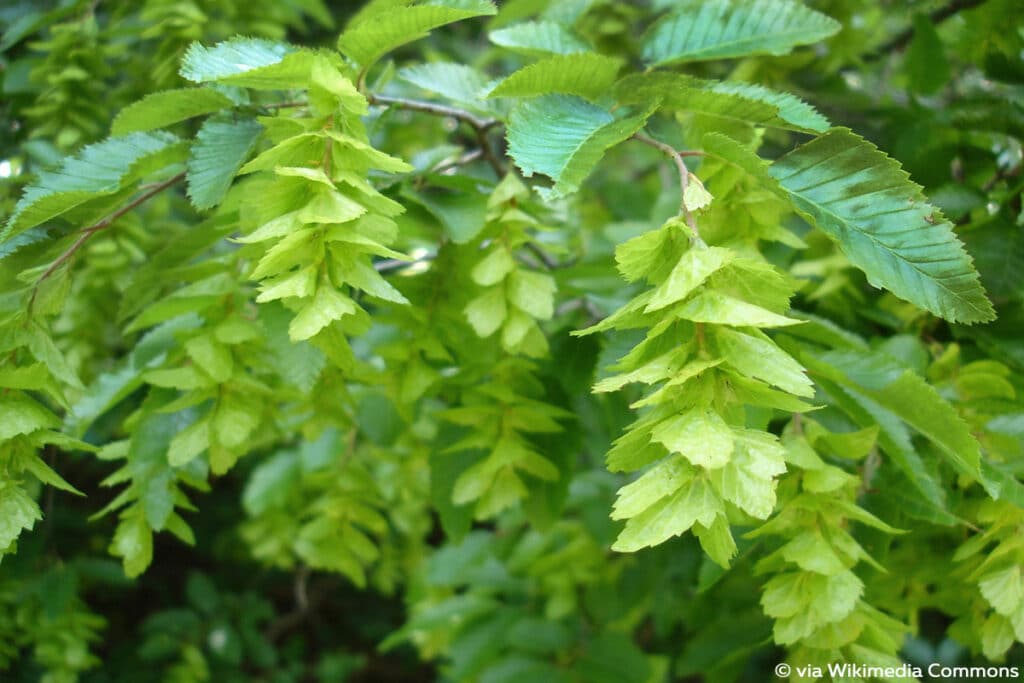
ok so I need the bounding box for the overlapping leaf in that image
[338,0,496,70]
[3,132,185,241]
[490,53,623,101]
[186,116,262,210]
[615,73,829,133]
[770,129,994,323]
[814,349,981,477]
[111,88,235,136]
[399,62,492,110]
[180,38,315,89]
[507,95,652,198]
[642,0,840,65]
[489,20,589,56]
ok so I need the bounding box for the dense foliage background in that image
[1,0,1023,681]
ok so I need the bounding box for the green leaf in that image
[180,38,314,89]
[111,88,234,136]
[716,328,814,397]
[489,53,622,101]
[466,287,507,337]
[0,484,42,550]
[507,95,653,199]
[489,20,589,56]
[695,516,738,569]
[508,270,555,319]
[682,177,713,212]
[770,129,994,323]
[805,364,957,525]
[979,566,1023,616]
[289,285,358,341]
[650,409,735,469]
[260,303,325,391]
[905,14,950,96]
[0,395,60,439]
[17,451,83,495]
[676,291,803,328]
[399,62,492,109]
[338,0,496,70]
[817,349,981,477]
[612,455,694,520]
[110,511,153,578]
[3,132,185,241]
[613,476,723,552]
[168,419,210,467]
[403,173,490,243]
[642,0,840,65]
[186,116,262,210]
[471,247,515,286]
[709,430,785,518]
[614,219,689,284]
[615,73,830,133]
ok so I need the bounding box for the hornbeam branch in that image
[368,94,504,175]
[632,133,704,244]
[368,94,499,132]
[29,172,186,312]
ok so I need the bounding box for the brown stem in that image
[28,172,186,313]
[632,133,703,244]
[369,94,504,176]
[476,126,505,176]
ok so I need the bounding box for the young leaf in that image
[0,484,42,550]
[186,116,262,210]
[110,511,154,578]
[716,328,814,397]
[650,409,735,469]
[645,246,734,312]
[770,128,995,323]
[642,0,840,65]
[613,477,723,552]
[507,95,652,198]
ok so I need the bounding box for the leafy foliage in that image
[1,0,1023,681]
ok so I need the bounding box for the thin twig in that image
[431,149,484,174]
[523,241,558,270]
[260,100,308,111]
[28,172,186,313]
[294,565,310,611]
[632,133,703,244]
[374,251,435,273]
[866,0,988,61]
[368,94,499,132]
[476,126,505,176]
[369,94,504,175]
